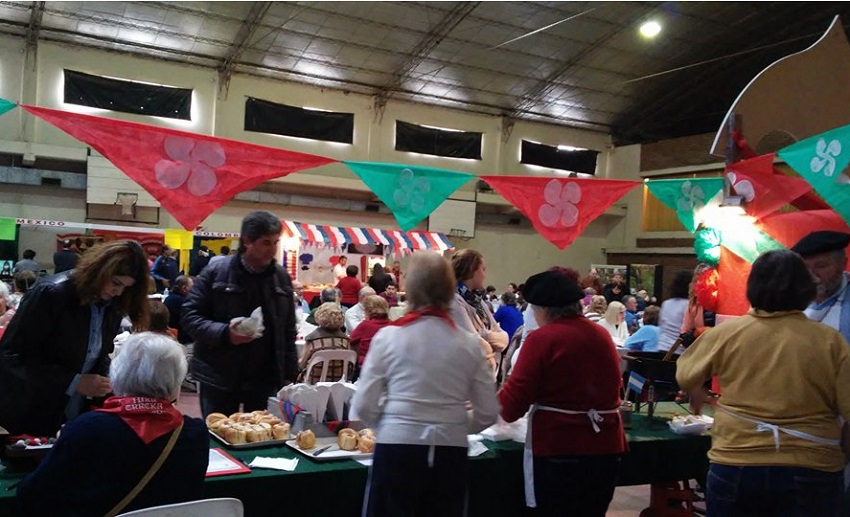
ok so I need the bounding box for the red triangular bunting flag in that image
[480,176,640,249]
[725,153,812,220]
[23,106,337,229]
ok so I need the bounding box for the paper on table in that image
[207,448,251,477]
[478,416,527,443]
[248,456,299,471]
[467,436,489,457]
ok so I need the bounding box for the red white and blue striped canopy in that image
[282,220,454,254]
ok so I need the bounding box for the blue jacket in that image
[17,412,208,516]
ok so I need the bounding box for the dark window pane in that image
[63,69,191,120]
[395,120,482,159]
[520,140,598,175]
[244,97,354,144]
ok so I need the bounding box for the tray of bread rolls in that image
[286,426,376,461]
[206,410,291,449]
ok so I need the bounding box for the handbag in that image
[103,421,184,517]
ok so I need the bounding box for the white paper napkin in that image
[467,436,489,457]
[248,457,299,471]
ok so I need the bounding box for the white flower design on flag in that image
[677,181,705,212]
[726,172,754,201]
[154,136,225,196]
[538,179,581,228]
[393,168,430,214]
[810,138,841,177]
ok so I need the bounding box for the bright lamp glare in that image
[640,21,662,38]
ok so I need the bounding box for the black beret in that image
[523,271,584,307]
[790,231,850,257]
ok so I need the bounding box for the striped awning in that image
[282,220,454,254]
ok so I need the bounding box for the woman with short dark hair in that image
[337,264,362,308]
[677,249,850,516]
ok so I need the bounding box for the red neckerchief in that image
[96,396,183,444]
[392,307,456,330]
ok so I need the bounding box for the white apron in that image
[523,403,620,508]
[715,405,840,450]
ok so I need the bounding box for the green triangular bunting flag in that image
[0,217,17,241]
[778,123,850,227]
[646,178,724,232]
[0,98,16,117]
[344,161,474,231]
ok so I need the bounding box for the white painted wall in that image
[0,38,643,280]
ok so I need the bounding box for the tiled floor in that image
[177,391,689,515]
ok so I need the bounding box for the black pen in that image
[312,444,333,457]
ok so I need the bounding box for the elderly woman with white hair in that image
[17,332,208,516]
[597,300,628,346]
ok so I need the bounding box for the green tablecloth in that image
[0,403,709,516]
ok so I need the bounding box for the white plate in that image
[285,436,374,462]
[668,415,713,435]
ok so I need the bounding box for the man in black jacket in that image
[182,211,298,418]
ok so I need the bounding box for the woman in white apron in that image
[352,252,498,517]
[677,249,850,516]
[498,270,627,516]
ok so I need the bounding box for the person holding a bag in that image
[449,249,508,379]
[17,332,208,516]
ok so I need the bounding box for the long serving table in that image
[0,403,709,516]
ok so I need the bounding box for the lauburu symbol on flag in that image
[538,179,581,228]
[155,136,225,196]
[677,180,705,212]
[393,168,430,214]
[726,172,755,201]
[810,138,841,177]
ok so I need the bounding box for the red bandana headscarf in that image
[96,396,184,444]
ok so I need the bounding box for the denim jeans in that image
[707,463,843,517]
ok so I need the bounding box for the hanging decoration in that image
[645,178,724,232]
[725,153,813,220]
[778,122,850,227]
[0,98,16,117]
[22,105,337,230]
[693,267,719,312]
[344,161,474,231]
[693,227,721,267]
[282,220,454,255]
[479,176,640,249]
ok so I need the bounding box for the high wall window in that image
[520,140,598,174]
[244,97,354,144]
[63,70,192,120]
[395,121,482,159]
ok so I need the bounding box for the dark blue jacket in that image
[182,255,299,390]
[17,412,208,516]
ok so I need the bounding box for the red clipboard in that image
[206,447,251,477]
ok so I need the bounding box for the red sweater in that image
[349,316,392,367]
[336,276,362,305]
[498,315,628,457]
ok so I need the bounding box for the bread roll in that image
[237,413,256,423]
[205,412,228,427]
[224,427,247,445]
[338,428,359,451]
[229,412,243,421]
[272,423,290,440]
[359,428,376,438]
[357,435,376,453]
[296,430,316,449]
[258,415,282,426]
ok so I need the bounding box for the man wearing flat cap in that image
[791,230,850,343]
[498,270,627,515]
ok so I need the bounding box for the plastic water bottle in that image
[162,288,169,300]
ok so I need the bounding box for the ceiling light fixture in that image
[639,20,662,39]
